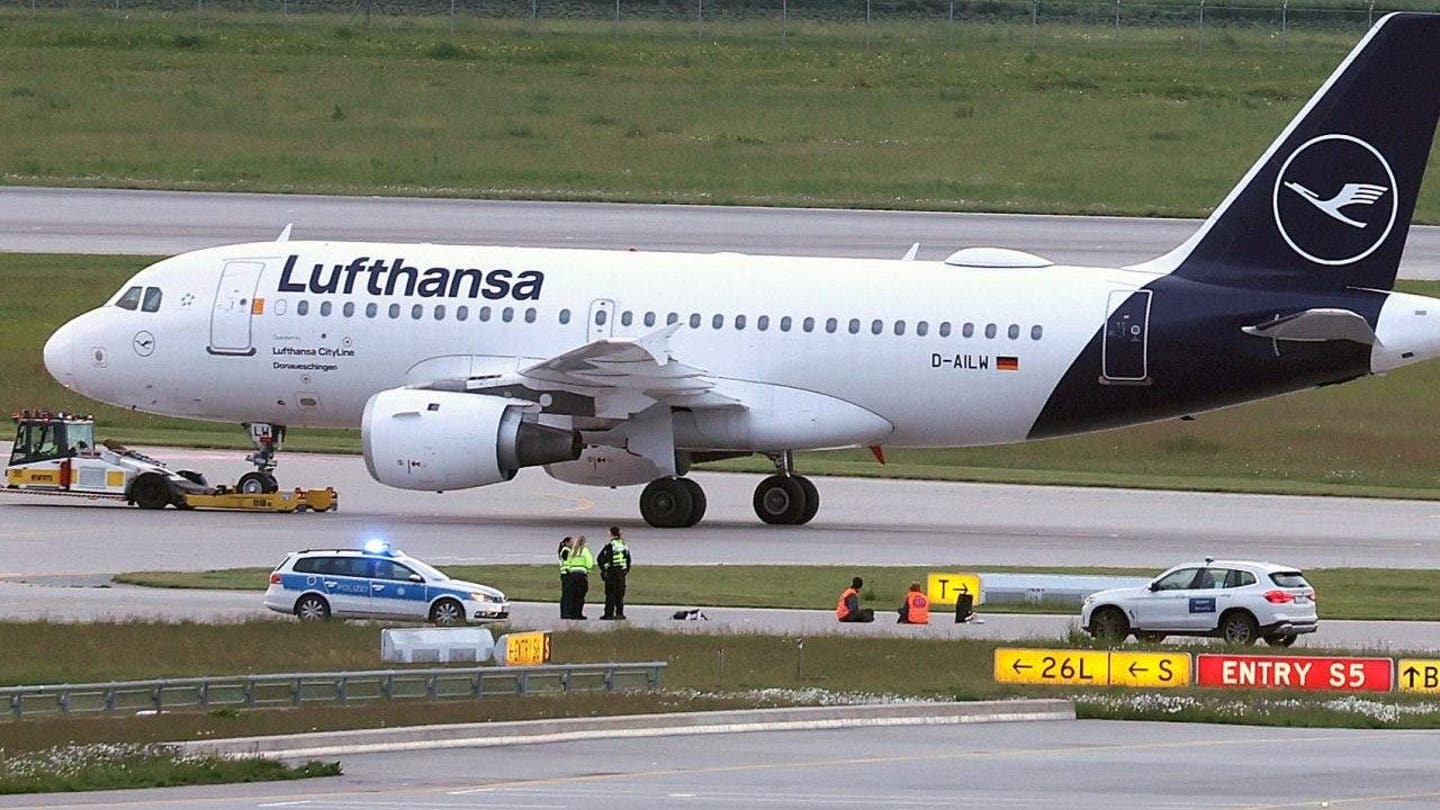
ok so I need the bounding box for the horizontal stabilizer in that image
[1241,308,1381,345]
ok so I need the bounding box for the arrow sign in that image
[1404,666,1419,687]
[1012,660,1032,673]
[1128,662,1147,676]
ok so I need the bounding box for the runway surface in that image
[8,720,1440,810]
[4,185,1440,278]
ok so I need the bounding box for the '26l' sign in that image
[1196,654,1393,692]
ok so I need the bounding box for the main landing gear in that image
[236,422,286,494]
[751,451,818,526]
[636,450,819,529]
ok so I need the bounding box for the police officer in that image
[597,525,632,620]
[561,535,595,619]
[557,536,574,618]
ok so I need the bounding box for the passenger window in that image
[644,311,656,327]
[1008,324,1020,340]
[621,311,633,327]
[962,322,974,338]
[479,306,491,322]
[502,307,514,323]
[870,319,883,335]
[525,308,536,323]
[939,322,952,337]
[343,302,355,317]
[456,305,469,321]
[1152,568,1200,591]
[667,313,679,325]
[141,287,163,313]
[757,315,769,331]
[825,318,838,334]
[985,323,997,339]
[411,304,423,320]
[388,304,400,319]
[712,314,724,329]
[115,286,143,311]
[297,300,310,316]
[1031,325,1043,340]
[689,313,702,328]
[916,321,928,336]
[803,317,815,333]
[1224,569,1257,588]
[594,309,608,326]
[559,308,571,325]
[735,315,746,330]
[848,319,860,335]
[320,301,332,317]
[366,303,377,318]
[894,320,906,336]
[434,305,445,320]
[780,316,792,332]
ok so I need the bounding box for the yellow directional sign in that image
[499,631,551,667]
[1397,659,1440,693]
[926,572,983,606]
[1110,652,1191,688]
[995,648,1109,686]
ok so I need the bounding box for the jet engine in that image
[361,388,581,492]
[545,445,673,487]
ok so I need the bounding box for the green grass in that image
[7,253,1440,498]
[2,12,1438,219]
[116,563,1440,621]
[5,622,1440,754]
[0,745,338,795]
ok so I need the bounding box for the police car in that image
[1081,559,1317,646]
[263,543,509,625]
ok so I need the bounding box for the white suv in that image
[263,546,509,625]
[1081,559,1317,646]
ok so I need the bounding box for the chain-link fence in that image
[11,0,1439,40]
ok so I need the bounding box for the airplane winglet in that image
[276,223,294,243]
[901,243,920,262]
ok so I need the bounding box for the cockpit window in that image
[141,287,163,313]
[115,286,143,311]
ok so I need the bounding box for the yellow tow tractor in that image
[4,411,337,513]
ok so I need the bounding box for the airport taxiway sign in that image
[1196,654,1393,692]
[927,573,982,606]
[1109,652,1191,688]
[995,648,1108,686]
[1398,659,1440,693]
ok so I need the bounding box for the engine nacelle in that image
[362,389,581,492]
[545,444,673,487]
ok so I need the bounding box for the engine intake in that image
[362,389,581,491]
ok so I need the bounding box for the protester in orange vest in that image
[836,576,875,623]
[897,582,930,624]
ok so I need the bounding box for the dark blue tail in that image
[1134,13,1440,291]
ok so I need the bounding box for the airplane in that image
[42,13,1440,528]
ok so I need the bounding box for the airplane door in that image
[589,299,615,342]
[209,260,265,356]
[1102,290,1152,383]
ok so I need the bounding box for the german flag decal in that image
[997,356,1019,371]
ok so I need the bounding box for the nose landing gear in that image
[237,422,285,494]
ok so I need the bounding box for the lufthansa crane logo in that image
[1273,134,1397,267]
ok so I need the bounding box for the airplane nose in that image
[43,321,76,387]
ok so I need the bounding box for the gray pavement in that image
[8,720,1440,809]
[4,186,1439,278]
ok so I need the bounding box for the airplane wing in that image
[432,324,742,419]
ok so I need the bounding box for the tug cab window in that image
[115,286,143,311]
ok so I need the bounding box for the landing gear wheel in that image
[295,594,330,621]
[753,474,806,525]
[238,472,278,494]
[794,476,819,525]
[429,598,465,626]
[679,477,707,527]
[640,478,696,528]
[1220,611,1260,645]
[131,474,171,510]
[1263,633,1297,648]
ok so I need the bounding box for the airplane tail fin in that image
[1131,13,1440,291]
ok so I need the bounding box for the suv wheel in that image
[430,598,464,626]
[1219,610,1260,645]
[1089,607,1129,645]
[295,594,330,621]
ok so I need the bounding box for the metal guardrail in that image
[0,662,666,721]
